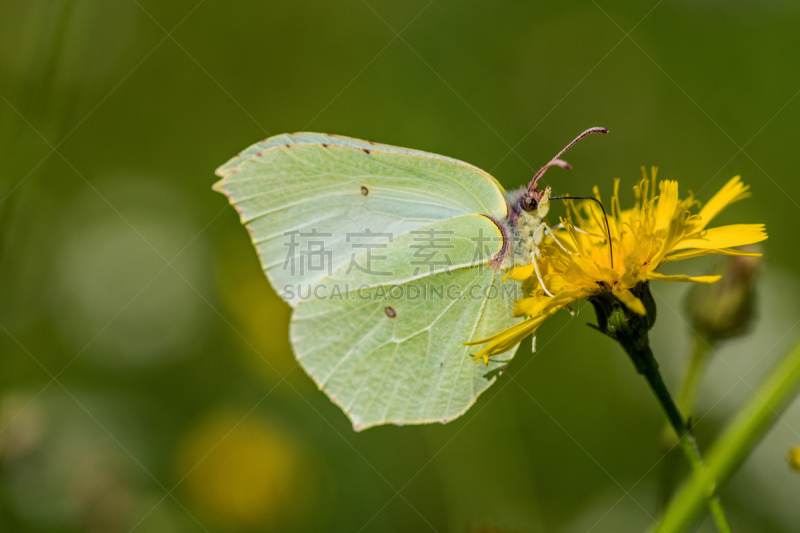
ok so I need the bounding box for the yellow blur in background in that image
[177,411,317,530]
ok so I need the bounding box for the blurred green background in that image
[1,1,799,532]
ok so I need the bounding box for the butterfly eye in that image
[523,196,537,211]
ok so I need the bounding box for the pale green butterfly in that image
[214,128,607,430]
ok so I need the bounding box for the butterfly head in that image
[506,127,609,223]
[521,187,547,212]
[505,185,552,230]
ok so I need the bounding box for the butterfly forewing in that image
[217,132,507,192]
[214,141,508,306]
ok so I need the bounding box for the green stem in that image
[656,337,800,532]
[657,334,714,511]
[634,346,731,533]
[589,284,730,532]
[676,335,713,418]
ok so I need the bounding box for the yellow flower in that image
[467,170,767,365]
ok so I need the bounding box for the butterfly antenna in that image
[527,127,609,194]
[550,195,614,269]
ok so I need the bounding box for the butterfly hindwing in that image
[290,214,522,429]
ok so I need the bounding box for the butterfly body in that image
[501,186,552,270]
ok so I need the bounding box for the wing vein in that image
[445,269,497,416]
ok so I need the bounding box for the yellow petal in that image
[513,289,585,317]
[506,264,535,281]
[647,272,721,283]
[655,180,680,232]
[465,317,545,365]
[513,296,552,317]
[464,315,547,346]
[674,224,767,250]
[692,176,751,232]
[614,288,646,315]
[571,253,608,279]
[662,247,763,263]
[651,211,689,266]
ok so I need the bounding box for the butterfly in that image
[214,128,607,430]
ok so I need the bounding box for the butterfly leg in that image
[531,252,554,297]
[529,222,555,297]
[543,223,573,255]
[550,221,604,239]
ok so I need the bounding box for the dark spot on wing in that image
[384,306,396,318]
[283,143,291,148]
[360,186,369,196]
[256,150,266,156]
[363,149,371,154]
[321,143,329,148]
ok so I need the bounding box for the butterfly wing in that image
[216,132,508,182]
[214,136,508,306]
[215,135,523,429]
[290,213,521,429]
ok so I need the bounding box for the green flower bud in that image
[685,249,762,343]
